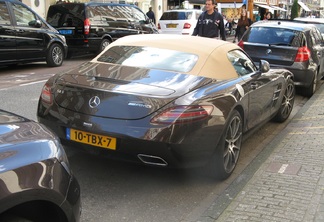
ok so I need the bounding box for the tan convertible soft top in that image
[93,34,240,80]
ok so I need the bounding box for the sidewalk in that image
[203,83,324,221]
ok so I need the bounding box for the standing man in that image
[192,0,226,40]
[146,7,156,25]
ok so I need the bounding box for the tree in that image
[291,0,299,20]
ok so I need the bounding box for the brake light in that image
[158,23,161,29]
[41,84,53,104]
[295,46,310,62]
[84,18,90,35]
[183,23,191,29]
[151,105,213,124]
[237,40,244,49]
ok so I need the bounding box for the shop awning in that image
[255,3,287,11]
[270,5,287,11]
[254,3,273,10]
[298,1,311,12]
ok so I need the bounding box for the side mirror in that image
[146,17,151,24]
[259,60,270,73]
[28,19,42,28]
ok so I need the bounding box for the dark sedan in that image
[238,20,324,97]
[0,110,81,221]
[37,34,295,180]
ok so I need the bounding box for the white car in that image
[158,9,202,35]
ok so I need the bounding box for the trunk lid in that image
[53,62,212,119]
[243,43,298,66]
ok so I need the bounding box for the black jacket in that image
[192,11,226,40]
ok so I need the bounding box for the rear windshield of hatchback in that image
[245,27,301,47]
[96,45,198,73]
[160,11,193,20]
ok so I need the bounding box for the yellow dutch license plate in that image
[166,24,177,28]
[67,128,116,150]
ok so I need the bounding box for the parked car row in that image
[0,0,157,67]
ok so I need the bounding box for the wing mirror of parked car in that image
[259,60,270,73]
[146,17,153,24]
[28,19,42,28]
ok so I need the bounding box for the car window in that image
[311,28,322,45]
[227,50,257,76]
[160,11,192,20]
[47,4,84,27]
[0,2,10,25]
[246,27,302,47]
[131,7,146,23]
[97,45,198,73]
[12,3,37,26]
[313,24,324,33]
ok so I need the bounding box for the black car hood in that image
[53,62,213,119]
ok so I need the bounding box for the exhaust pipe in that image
[137,154,168,167]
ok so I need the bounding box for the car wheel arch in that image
[0,200,68,222]
[232,105,245,132]
[206,108,243,180]
[97,37,112,54]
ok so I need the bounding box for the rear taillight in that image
[295,46,310,62]
[151,105,213,124]
[183,23,191,29]
[41,84,53,104]
[158,23,161,29]
[84,18,90,35]
[237,40,244,49]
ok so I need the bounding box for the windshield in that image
[97,46,198,73]
[160,11,193,20]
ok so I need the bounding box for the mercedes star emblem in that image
[89,96,100,108]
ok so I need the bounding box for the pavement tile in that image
[212,84,324,222]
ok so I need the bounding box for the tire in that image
[207,110,243,180]
[97,39,111,54]
[46,43,64,67]
[302,71,317,97]
[272,78,295,123]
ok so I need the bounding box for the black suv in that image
[47,2,158,58]
[0,0,67,67]
[239,20,324,97]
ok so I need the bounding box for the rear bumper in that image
[269,63,316,88]
[285,68,315,88]
[37,109,222,169]
[66,38,101,53]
